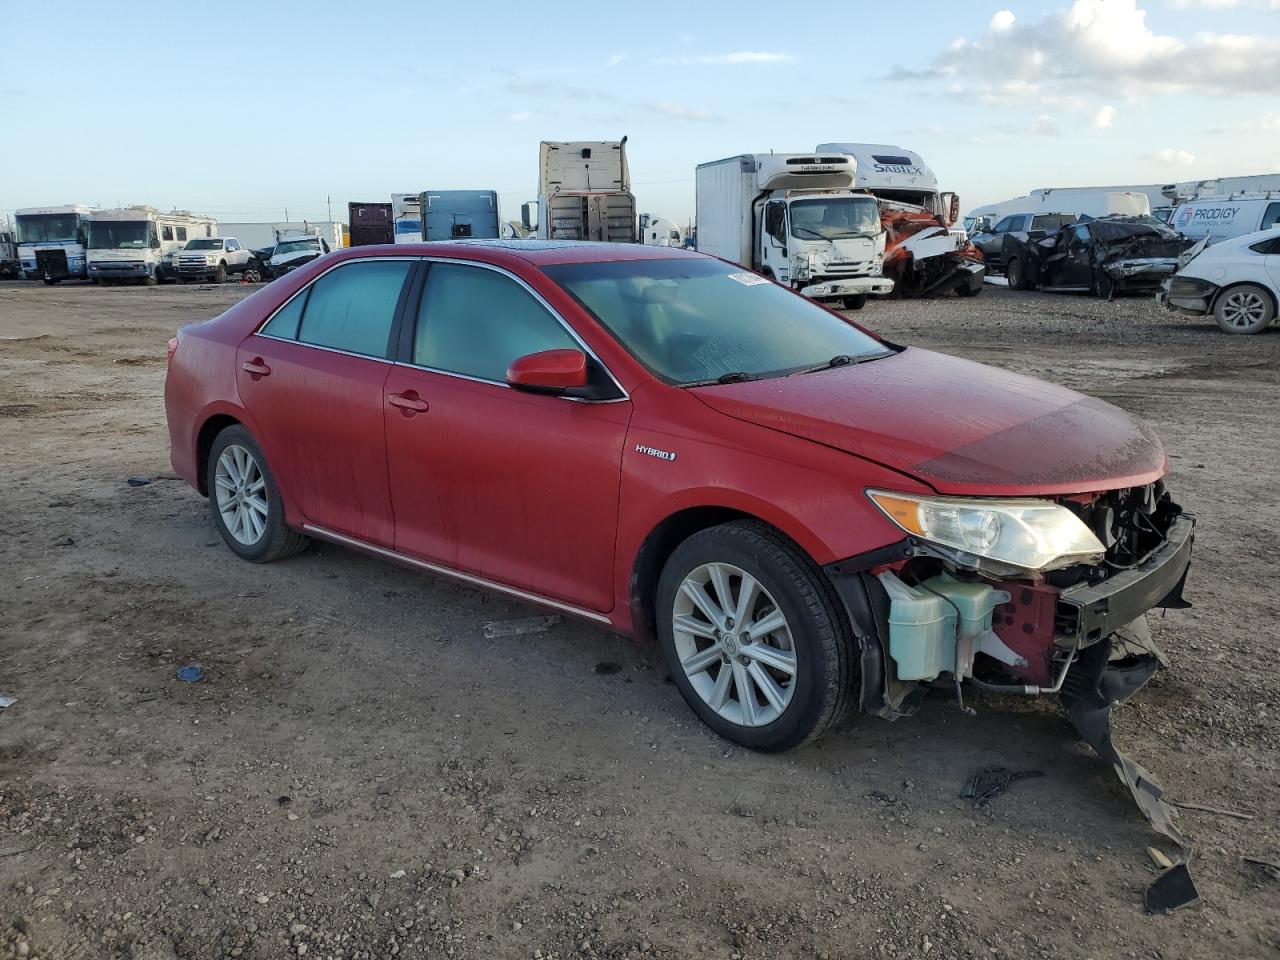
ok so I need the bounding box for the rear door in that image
[383,260,631,612]
[237,257,416,545]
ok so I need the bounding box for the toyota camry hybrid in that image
[164,240,1193,755]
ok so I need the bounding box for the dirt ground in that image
[1,277,1277,960]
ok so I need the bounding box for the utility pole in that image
[326,194,333,223]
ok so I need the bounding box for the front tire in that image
[1006,257,1028,290]
[1092,268,1115,300]
[207,425,308,563]
[213,262,227,284]
[1213,283,1275,334]
[656,520,855,752]
[842,294,868,310]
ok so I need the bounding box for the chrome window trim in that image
[301,524,612,624]
[248,254,630,403]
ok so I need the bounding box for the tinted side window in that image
[297,260,412,357]
[162,225,174,241]
[177,227,187,241]
[1249,236,1280,255]
[1262,203,1280,231]
[260,290,308,339]
[993,216,1016,233]
[414,263,577,381]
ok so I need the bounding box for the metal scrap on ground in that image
[960,767,1045,809]
[482,615,560,640]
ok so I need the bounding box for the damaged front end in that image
[824,481,1198,909]
[880,201,986,298]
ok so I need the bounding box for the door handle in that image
[387,391,429,414]
[241,358,271,377]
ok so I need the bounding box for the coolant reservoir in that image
[878,571,1009,682]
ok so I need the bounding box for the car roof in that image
[351,239,705,267]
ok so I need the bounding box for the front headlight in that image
[206,255,217,264]
[867,489,1105,573]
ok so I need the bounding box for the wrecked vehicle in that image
[1159,227,1280,334]
[1003,216,1193,298]
[167,241,1195,904]
[881,200,986,297]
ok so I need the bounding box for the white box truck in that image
[537,139,636,242]
[695,152,892,308]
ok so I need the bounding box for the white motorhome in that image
[14,204,93,283]
[86,206,216,285]
[696,153,892,308]
[639,214,683,247]
[537,140,637,242]
[1170,195,1280,243]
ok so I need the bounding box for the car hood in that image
[691,348,1166,496]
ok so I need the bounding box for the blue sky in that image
[2,0,1277,226]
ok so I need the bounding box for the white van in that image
[1171,195,1280,243]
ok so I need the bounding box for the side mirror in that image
[521,202,535,232]
[506,349,588,395]
[940,192,961,227]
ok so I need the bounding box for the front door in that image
[384,260,630,612]
[760,201,789,281]
[236,258,415,545]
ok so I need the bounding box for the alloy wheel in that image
[672,562,797,727]
[1221,290,1267,329]
[214,444,268,545]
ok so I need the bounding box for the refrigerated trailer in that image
[348,202,394,246]
[537,139,636,242]
[416,190,501,241]
[695,152,892,307]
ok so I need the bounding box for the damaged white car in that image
[1159,227,1280,334]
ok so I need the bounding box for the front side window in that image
[993,216,1017,233]
[1262,203,1280,231]
[789,196,880,240]
[543,258,890,386]
[295,260,412,357]
[413,263,578,381]
[162,225,174,241]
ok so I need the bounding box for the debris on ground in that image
[594,661,622,675]
[1242,856,1280,880]
[960,767,1044,809]
[175,664,205,682]
[0,694,15,709]
[1170,799,1255,820]
[482,615,560,639]
[126,475,154,486]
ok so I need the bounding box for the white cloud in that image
[1094,104,1116,128]
[650,101,720,122]
[1029,114,1060,135]
[605,53,627,67]
[508,111,530,122]
[890,0,1280,98]
[1171,0,1239,7]
[1145,147,1197,166]
[654,51,795,65]
[990,9,1016,31]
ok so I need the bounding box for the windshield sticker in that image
[726,272,769,286]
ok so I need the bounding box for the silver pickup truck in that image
[175,237,251,283]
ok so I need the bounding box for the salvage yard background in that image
[0,281,1277,959]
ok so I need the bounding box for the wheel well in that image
[630,506,775,642]
[195,414,241,496]
[1212,281,1277,314]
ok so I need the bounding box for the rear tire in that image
[1006,257,1028,290]
[207,425,309,563]
[842,294,868,310]
[1213,283,1276,334]
[656,520,855,752]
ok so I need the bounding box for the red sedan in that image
[165,241,1193,752]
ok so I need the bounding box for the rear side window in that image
[162,225,174,241]
[413,263,577,381]
[177,227,187,241]
[1032,214,1073,230]
[1249,236,1280,255]
[1262,203,1280,231]
[295,260,412,357]
[260,291,308,339]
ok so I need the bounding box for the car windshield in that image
[542,258,890,386]
[87,221,153,250]
[789,197,880,240]
[184,238,222,250]
[15,213,82,244]
[275,239,319,255]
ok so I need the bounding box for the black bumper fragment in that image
[1057,514,1194,645]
